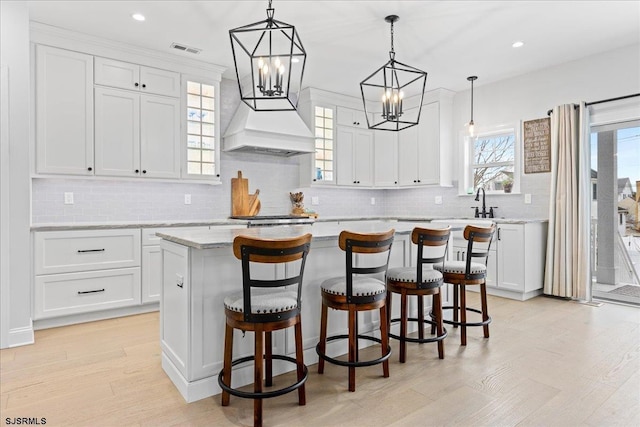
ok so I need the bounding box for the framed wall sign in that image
[523,117,551,174]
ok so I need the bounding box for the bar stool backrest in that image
[412,226,450,286]
[463,224,496,279]
[232,233,312,323]
[339,229,395,303]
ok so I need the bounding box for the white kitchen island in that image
[157,220,421,403]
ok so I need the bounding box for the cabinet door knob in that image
[142,84,146,88]
[87,167,92,171]
[394,181,397,184]
[216,174,220,177]
[142,170,147,174]
[418,179,421,183]
[134,82,139,87]
[135,169,140,173]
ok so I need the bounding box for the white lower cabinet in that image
[142,226,211,304]
[433,220,547,301]
[34,267,140,319]
[33,229,142,320]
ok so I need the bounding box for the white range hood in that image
[223,103,314,157]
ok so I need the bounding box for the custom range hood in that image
[223,103,314,157]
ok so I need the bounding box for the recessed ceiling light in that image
[132,13,146,22]
[512,41,524,48]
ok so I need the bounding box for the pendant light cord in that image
[389,19,395,59]
[470,78,474,122]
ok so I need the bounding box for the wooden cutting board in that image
[231,171,260,216]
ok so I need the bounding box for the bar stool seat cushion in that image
[387,266,443,286]
[321,276,385,297]
[224,289,298,314]
[433,261,487,274]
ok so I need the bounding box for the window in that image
[468,128,518,192]
[313,106,334,182]
[186,80,216,177]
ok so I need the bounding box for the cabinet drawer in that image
[34,267,141,319]
[35,229,141,275]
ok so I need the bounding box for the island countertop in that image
[156,220,422,249]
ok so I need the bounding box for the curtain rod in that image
[546,93,640,116]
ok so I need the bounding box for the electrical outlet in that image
[311,196,319,206]
[524,193,532,204]
[434,196,443,205]
[64,192,74,205]
[184,194,191,205]
[370,197,376,205]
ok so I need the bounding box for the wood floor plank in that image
[1,296,638,426]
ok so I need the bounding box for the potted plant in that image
[502,178,513,193]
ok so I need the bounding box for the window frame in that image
[180,74,221,182]
[311,104,336,185]
[460,122,521,195]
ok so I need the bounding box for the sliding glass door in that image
[590,120,640,304]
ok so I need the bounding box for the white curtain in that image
[544,103,591,300]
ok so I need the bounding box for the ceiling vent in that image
[170,42,201,55]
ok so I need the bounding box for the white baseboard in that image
[8,324,34,348]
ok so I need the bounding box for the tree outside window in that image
[471,131,516,191]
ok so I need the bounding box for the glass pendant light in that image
[467,76,478,136]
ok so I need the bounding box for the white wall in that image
[1,1,34,348]
[386,43,640,219]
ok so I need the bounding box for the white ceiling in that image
[27,1,640,96]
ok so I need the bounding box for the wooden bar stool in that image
[218,233,312,427]
[386,226,450,362]
[433,224,495,346]
[316,229,394,392]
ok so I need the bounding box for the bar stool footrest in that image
[316,334,391,367]
[218,354,308,400]
[388,317,448,343]
[436,306,492,327]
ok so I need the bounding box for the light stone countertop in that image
[30,216,547,232]
[30,219,246,232]
[157,220,426,250]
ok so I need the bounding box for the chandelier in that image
[229,0,307,111]
[360,15,428,131]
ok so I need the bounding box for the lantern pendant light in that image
[467,76,478,136]
[229,0,307,111]
[360,15,428,132]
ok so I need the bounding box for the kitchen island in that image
[157,220,421,403]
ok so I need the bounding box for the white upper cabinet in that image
[397,101,449,186]
[140,94,181,178]
[397,122,420,185]
[336,106,370,128]
[336,126,374,186]
[36,45,94,175]
[373,130,399,187]
[95,57,180,98]
[95,87,180,178]
[94,87,139,177]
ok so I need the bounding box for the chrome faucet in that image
[473,187,497,218]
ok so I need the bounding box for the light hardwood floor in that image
[1,294,639,426]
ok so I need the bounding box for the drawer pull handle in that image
[77,249,105,253]
[77,289,105,295]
